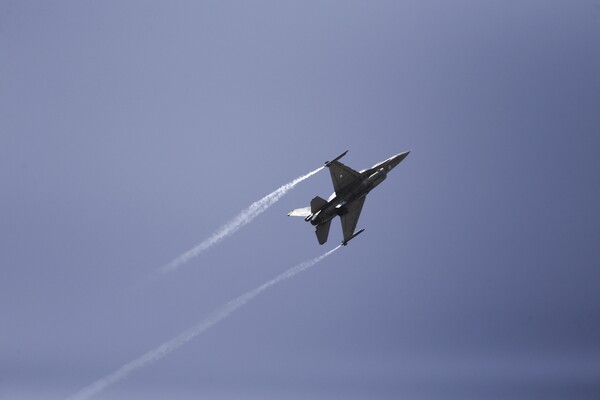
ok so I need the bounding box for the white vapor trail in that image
[66,246,341,400]
[155,166,324,276]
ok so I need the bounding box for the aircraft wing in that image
[328,161,363,194]
[340,197,366,243]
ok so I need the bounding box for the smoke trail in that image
[155,166,323,277]
[67,246,341,400]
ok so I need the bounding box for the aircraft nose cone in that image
[396,150,410,161]
[388,150,410,169]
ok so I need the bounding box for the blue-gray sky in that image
[2,1,599,399]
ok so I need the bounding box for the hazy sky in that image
[2,1,599,399]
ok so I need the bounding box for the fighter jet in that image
[288,150,410,245]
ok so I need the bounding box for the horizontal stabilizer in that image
[287,207,311,217]
[310,196,328,213]
[315,220,332,245]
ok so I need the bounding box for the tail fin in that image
[315,220,332,245]
[311,196,328,213]
[287,207,311,217]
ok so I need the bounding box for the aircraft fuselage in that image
[309,166,387,226]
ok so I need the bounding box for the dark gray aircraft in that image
[288,150,410,245]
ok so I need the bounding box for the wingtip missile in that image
[325,150,348,167]
[341,228,365,246]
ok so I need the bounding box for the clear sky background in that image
[2,1,599,399]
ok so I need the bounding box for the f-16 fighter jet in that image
[288,150,410,245]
